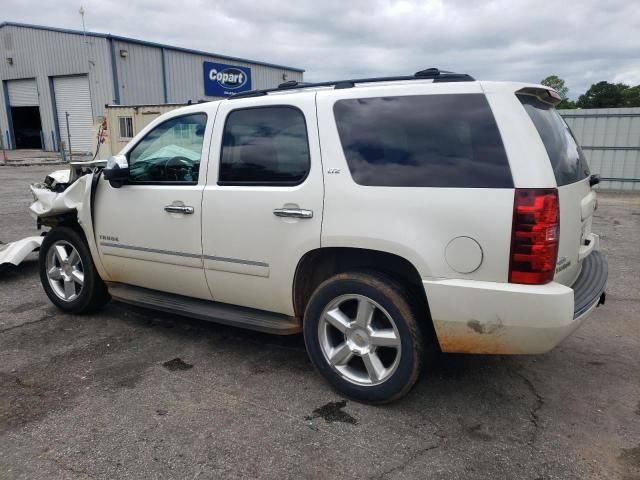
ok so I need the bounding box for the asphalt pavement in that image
[1,165,639,479]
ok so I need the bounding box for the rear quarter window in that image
[517,94,590,186]
[332,94,513,188]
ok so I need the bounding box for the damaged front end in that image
[30,160,107,229]
[1,161,106,269]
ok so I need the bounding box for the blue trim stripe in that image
[109,38,121,104]
[0,21,305,73]
[161,48,169,103]
[2,81,14,150]
[48,76,62,151]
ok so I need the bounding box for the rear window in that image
[332,94,513,188]
[517,94,590,186]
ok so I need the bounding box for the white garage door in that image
[54,76,94,153]
[7,78,39,106]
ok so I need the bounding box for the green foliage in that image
[539,75,640,109]
[622,85,640,107]
[557,99,576,109]
[576,81,640,108]
[541,75,569,99]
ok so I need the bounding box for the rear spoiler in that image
[516,87,562,107]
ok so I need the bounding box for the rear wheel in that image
[39,226,110,313]
[304,271,425,404]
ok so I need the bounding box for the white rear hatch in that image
[517,92,595,286]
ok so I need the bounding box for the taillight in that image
[509,188,559,285]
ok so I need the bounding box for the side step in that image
[107,283,302,335]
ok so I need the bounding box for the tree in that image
[622,85,640,107]
[541,75,569,99]
[576,81,629,108]
[540,75,575,109]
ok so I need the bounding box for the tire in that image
[303,271,425,404]
[39,226,110,314]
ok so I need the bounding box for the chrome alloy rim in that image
[318,294,402,386]
[46,240,84,302]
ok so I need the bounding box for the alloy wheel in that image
[45,240,84,302]
[318,294,402,386]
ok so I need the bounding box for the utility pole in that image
[79,6,96,120]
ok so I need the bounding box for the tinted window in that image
[518,94,589,186]
[333,94,512,188]
[128,113,207,183]
[219,107,310,185]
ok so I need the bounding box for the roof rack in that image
[228,67,474,100]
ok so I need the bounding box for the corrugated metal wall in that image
[165,50,303,103]
[0,23,304,152]
[0,25,115,151]
[560,108,640,191]
[113,41,165,105]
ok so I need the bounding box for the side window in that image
[128,113,207,183]
[219,106,310,185]
[333,94,513,188]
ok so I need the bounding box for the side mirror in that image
[103,154,129,188]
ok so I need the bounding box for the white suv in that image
[31,68,608,403]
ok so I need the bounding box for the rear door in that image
[201,92,323,315]
[518,94,595,286]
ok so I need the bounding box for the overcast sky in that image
[3,0,639,98]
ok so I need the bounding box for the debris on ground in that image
[162,358,193,371]
[0,236,43,268]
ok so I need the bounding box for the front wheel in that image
[39,226,110,314]
[303,271,425,404]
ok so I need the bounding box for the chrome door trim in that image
[99,242,268,267]
[273,208,313,219]
[164,205,195,214]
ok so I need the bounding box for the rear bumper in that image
[572,251,608,318]
[423,251,608,354]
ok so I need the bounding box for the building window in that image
[118,116,134,139]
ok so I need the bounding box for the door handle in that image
[273,208,313,219]
[164,204,194,215]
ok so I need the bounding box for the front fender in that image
[29,174,110,281]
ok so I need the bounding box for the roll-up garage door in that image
[53,76,94,153]
[7,79,39,106]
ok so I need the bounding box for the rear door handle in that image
[273,208,313,219]
[164,204,194,215]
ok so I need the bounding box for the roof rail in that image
[228,67,474,100]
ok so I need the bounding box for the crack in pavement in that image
[46,456,98,479]
[0,314,57,334]
[369,440,443,480]
[509,367,544,447]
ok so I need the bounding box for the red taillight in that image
[509,188,559,285]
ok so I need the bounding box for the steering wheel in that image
[164,156,194,181]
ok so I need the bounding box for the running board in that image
[107,283,302,335]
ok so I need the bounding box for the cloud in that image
[2,0,639,98]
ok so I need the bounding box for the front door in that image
[202,92,324,315]
[94,111,213,300]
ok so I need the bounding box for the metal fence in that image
[560,107,640,191]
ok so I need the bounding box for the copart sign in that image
[203,62,252,96]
